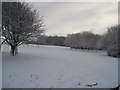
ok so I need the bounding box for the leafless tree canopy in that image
[2,1,45,56]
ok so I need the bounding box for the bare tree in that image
[2,2,45,56]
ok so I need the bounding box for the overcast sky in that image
[30,2,118,36]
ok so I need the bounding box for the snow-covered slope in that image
[2,44,118,88]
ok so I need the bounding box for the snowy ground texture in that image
[0,51,2,89]
[2,44,118,88]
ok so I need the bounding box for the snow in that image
[2,44,118,88]
[0,50,2,89]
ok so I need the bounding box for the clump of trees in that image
[2,1,45,56]
[64,25,119,57]
[101,25,119,57]
[64,31,102,50]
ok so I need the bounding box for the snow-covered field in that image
[2,44,118,88]
[0,51,2,89]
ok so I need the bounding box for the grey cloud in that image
[31,2,117,36]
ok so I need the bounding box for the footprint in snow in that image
[78,82,81,85]
[30,75,32,78]
[9,75,12,78]
[35,76,39,80]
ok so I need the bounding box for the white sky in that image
[27,1,118,36]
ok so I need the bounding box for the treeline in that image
[45,36,65,46]
[26,25,119,57]
[26,35,66,46]
[64,25,119,57]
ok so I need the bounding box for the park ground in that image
[2,44,118,88]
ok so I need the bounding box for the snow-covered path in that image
[2,45,118,88]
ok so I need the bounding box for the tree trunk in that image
[10,45,18,56]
